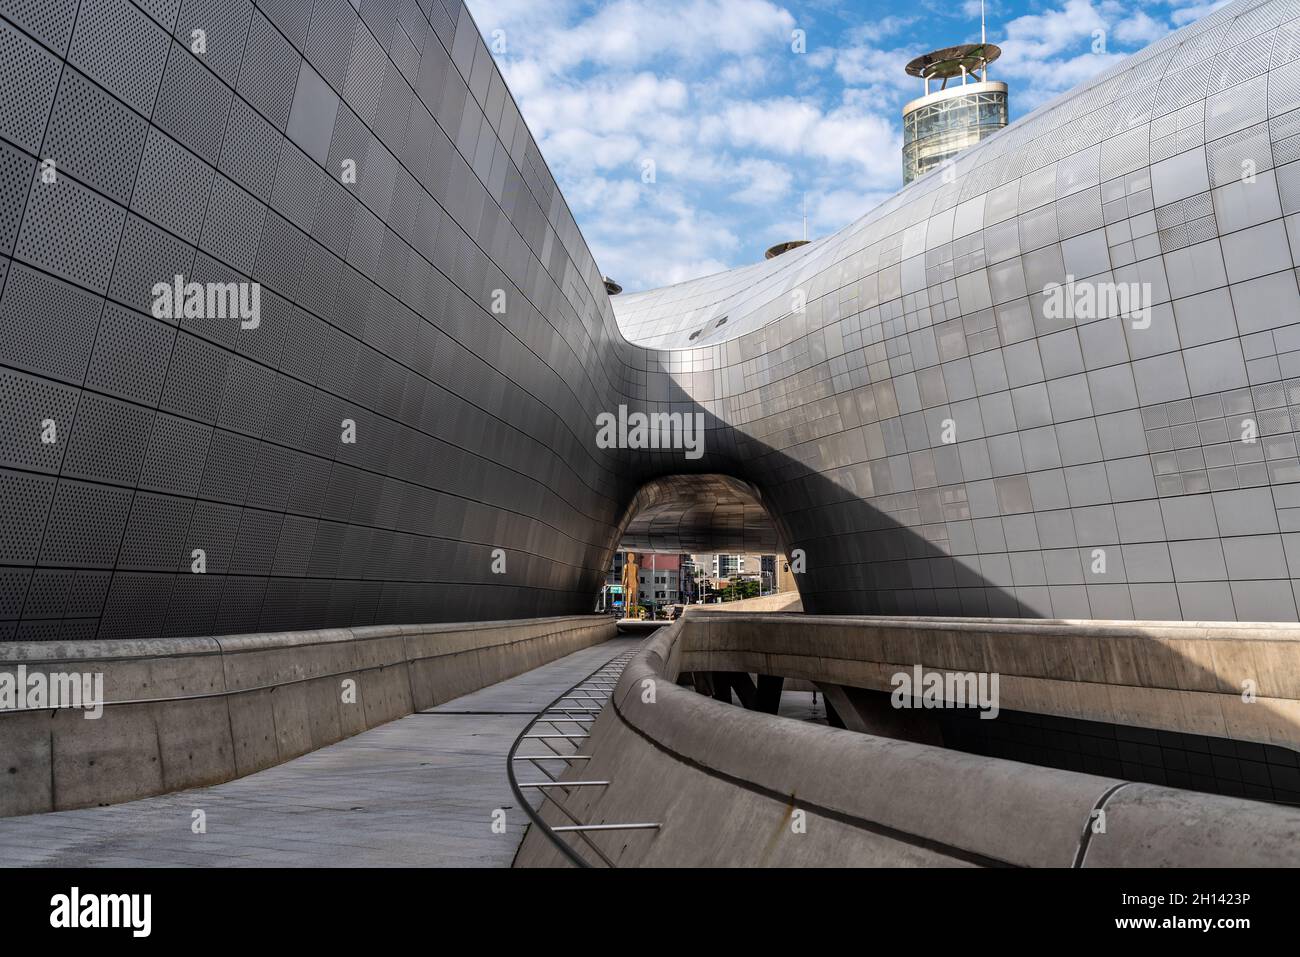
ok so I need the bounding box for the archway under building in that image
[608,474,799,613]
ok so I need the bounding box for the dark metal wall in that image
[0,0,654,639]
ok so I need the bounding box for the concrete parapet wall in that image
[680,613,1300,751]
[515,613,1300,867]
[0,616,614,817]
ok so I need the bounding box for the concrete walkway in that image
[0,638,639,868]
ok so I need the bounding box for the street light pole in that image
[650,552,657,620]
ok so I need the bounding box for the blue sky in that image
[464,0,1231,293]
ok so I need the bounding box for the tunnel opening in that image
[606,474,800,616]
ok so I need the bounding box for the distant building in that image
[637,553,681,606]
[607,551,625,585]
[776,554,798,594]
[690,553,785,596]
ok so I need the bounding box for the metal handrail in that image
[506,647,646,868]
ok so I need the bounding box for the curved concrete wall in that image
[682,613,1300,751]
[514,614,1300,866]
[0,614,613,816]
[4,0,1300,637]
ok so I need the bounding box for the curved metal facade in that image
[1,0,1300,639]
[616,0,1300,621]
[618,475,780,555]
[0,0,647,638]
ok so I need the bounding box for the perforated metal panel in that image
[0,264,104,381]
[153,39,233,163]
[132,128,214,244]
[239,10,300,129]
[0,18,61,153]
[14,175,125,292]
[43,69,148,204]
[67,0,169,116]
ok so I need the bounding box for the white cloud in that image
[731,158,795,205]
[1113,10,1169,46]
[702,96,900,182]
[470,0,914,289]
[962,0,1008,20]
[569,176,643,215]
[1000,0,1108,70]
[989,0,1169,108]
[713,56,771,90]
[497,66,690,140]
[703,98,820,151]
[807,188,893,234]
[465,0,1196,292]
[492,0,796,71]
[1168,1,1233,27]
[583,186,743,290]
[833,44,914,95]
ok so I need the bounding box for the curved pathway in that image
[0,638,639,868]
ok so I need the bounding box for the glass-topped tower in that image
[902,42,1008,184]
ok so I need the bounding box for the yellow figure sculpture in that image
[621,551,640,618]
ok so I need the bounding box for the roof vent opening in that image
[765,240,809,259]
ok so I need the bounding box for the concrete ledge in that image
[515,613,1300,867]
[677,613,1300,751]
[0,616,615,817]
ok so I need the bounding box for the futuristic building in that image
[902,42,1008,184]
[2,0,1300,646]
